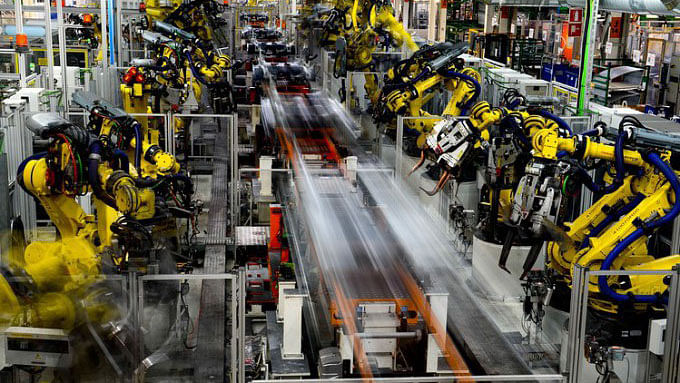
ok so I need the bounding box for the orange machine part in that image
[15,34,28,48]
[269,204,283,250]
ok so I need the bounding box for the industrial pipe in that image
[565,0,680,14]
[598,151,680,304]
[490,0,680,14]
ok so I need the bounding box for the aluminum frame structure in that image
[567,265,680,383]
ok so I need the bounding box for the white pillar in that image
[403,0,410,30]
[438,2,447,41]
[56,0,68,114]
[15,0,25,88]
[282,291,305,359]
[483,5,494,34]
[428,0,437,41]
[425,292,448,373]
[345,156,357,187]
[277,281,296,322]
[259,155,274,197]
[44,0,55,94]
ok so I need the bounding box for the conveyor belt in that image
[194,125,229,381]
[266,90,529,377]
[358,171,533,376]
[284,159,469,377]
[322,191,410,302]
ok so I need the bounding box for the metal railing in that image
[567,265,680,383]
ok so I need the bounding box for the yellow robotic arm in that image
[144,0,218,42]
[73,90,181,180]
[374,42,481,146]
[2,113,158,330]
[504,117,680,314]
[330,0,418,105]
[371,3,417,53]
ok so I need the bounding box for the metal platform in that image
[265,311,311,378]
[194,126,230,381]
[236,226,270,246]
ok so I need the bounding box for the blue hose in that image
[381,68,430,97]
[582,128,600,136]
[184,52,210,86]
[500,115,530,148]
[575,131,627,194]
[574,166,606,192]
[509,98,522,110]
[17,152,47,180]
[615,132,625,180]
[598,131,627,194]
[537,109,573,135]
[579,193,645,250]
[133,123,142,170]
[597,152,680,304]
[112,149,130,173]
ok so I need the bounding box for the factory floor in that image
[24,139,561,379]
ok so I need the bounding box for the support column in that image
[230,113,239,237]
[438,1,446,42]
[259,155,274,197]
[425,292,448,373]
[276,281,296,322]
[577,0,599,115]
[662,266,680,383]
[15,0,25,88]
[99,0,109,99]
[566,264,590,383]
[428,0,437,41]
[56,0,68,114]
[344,156,357,187]
[394,0,402,21]
[0,154,9,264]
[282,291,305,359]
[483,4,494,34]
[403,0,410,30]
[117,0,123,65]
[44,0,55,94]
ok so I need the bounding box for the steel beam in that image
[577,0,599,115]
[663,266,680,382]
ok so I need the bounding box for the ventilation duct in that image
[563,0,680,14]
[490,0,680,14]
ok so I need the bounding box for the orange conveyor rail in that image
[276,125,472,381]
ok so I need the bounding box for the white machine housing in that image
[0,327,71,369]
[4,87,46,112]
[516,78,551,98]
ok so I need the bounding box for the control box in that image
[0,327,71,368]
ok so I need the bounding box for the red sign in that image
[568,22,582,37]
[501,7,511,19]
[569,8,583,23]
[610,16,622,39]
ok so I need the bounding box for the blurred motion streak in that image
[261,71,472,379]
